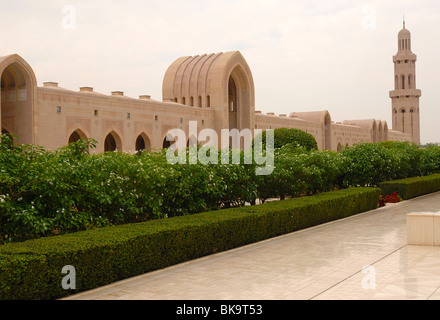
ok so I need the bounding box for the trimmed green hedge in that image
[0,187,380,300]
[379,174,440,200]
[3,137,440,243]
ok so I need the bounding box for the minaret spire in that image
[390,21,421,145]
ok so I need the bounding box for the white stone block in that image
[407,212,437,246]
[434,213,440,246]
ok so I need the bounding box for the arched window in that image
[411,112,414,136]
[228,77,237,112]
[187,135,197,147]
[163,133,176,149]
[190,96,194,106]
[182,97,186,105]
[206,95,211,108]
[408,75,412,89]
[395,75,398,90]
[1,59,35,145]
[401,75,405,89]
[162,138,171,149]
[1,129,13,148]
[135,134,151,153]
[1,129,11,138]
[68,129,87,144]
[105,135,116,152]
[136,135,145,151]
[104,132,121,152]
[401,109,406,133]
[324,112,332,151]
[68,131,81,144]
[198,96,202,108]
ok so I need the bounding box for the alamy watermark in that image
[61,5,77,30]
[61,265,76,290]
[361,4,376,30]
[361,265,377,290]
[164,121,274,176]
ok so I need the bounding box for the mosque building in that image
[0,22,420,153]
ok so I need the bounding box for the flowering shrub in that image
[419,146,440,175]
[339,141,434,187]
[340,143,398,187]
[379,192,402,207]
[255,146,346,202]
[254,127,318,151]
[0,136,261,242]
[1,131,440,244]
[378,141,423,178]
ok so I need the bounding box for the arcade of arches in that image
[0,23,420,154]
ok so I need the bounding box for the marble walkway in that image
[65,192,440,300]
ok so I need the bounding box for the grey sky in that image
[1,0,439,143]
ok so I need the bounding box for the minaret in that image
[389,20,422,144]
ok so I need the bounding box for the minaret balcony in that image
[389,89,422,98]
[393,54,417,63]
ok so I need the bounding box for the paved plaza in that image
[65,192,440,300]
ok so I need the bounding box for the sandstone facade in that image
[0,23,420,153]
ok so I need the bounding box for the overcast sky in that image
[1,0,439,143]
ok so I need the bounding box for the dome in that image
[162,51,254,107]
[397,20,412,52]
[398,21,411,39]
[398,28,411,38]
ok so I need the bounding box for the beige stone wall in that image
[35,84,215,152]
[1,39,419,155]
[255,112,324,149]
[387,130,413,142]
[331,123,371,151]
